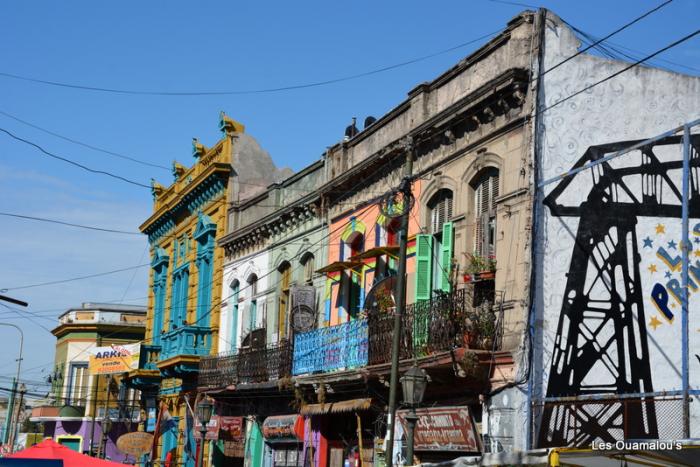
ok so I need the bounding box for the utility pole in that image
[385,137,413,466]
[89,336,102,456]
[0,324,24,448]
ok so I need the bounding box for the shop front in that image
[262,414,305,467]
[194,414,245,467]
[301,398,375,467]
[396,406,482,465]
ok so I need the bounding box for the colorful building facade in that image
[30,303,146,460]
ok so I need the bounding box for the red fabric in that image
[7,439,124,467]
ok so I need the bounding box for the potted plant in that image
[479,255,497,280]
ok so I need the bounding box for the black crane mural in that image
[538,133,700,447]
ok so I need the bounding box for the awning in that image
[301,398,372,415]
[262,414,304,442]
[315,261,363,274]
[348,245,400,260]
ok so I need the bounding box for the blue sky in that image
[0,0,698,394]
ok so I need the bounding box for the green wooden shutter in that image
[415,234,433,301]
[440,222,454,292]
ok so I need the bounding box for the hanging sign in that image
[397,406,481,452]
[88,343,140,375]
[116,432,154,456]
[193,416,244,441]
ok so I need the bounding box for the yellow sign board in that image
[88,343,140,375]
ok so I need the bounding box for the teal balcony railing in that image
[160,325,212,360]
[139,344,162,370]
[293,319,369,375]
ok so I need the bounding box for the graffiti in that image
[538,134,700,446]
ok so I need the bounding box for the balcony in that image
[293,320,368,375]
[198,340,292,390]
[292,288,495,376]
[160,325,211,360]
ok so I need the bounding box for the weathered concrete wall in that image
[532,11,700,447]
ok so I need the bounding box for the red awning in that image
[7,439,125,467]
[262,414,304,441]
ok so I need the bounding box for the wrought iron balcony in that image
[138,344,161,371]
[292,288,481,376]
[160,325,211,361]
[293,319,368,375]
[198,340,292,389]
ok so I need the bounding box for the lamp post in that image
[0,323,23,447]
[100,417,113,459]
[196,398,213,467]
[400,365,428,466]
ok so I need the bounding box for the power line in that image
[0,212,142,235]
[0,109,170,171]
[542,0,675,77]
[539,28,700,114]
[1,264,149,292]
[0,126,151,189]
[0,30,503,96]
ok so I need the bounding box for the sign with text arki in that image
[88,343,140,375]
[397,406,481,452]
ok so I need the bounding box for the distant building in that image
[30,302,146,460]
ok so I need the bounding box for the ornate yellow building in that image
[127,113,244,467]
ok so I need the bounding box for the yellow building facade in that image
[128,113,244,467]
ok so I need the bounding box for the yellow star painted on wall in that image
[671,302,677,309]
[655,224,666,234]
[648,264,657,273]
[695,250,700,258]
[649,316,662,330]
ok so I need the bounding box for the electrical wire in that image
[0,109,170,171]
[0,30,503,96]
[540,0,676,77]
[1,263,149,292]
[0,126,151,189]
[0,212,142,235]
[538,28,700,114]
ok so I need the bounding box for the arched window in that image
[301,253,315,285]
[247,274,258,333]
[428,189,453,235]
[343,232,364,317]
[229,280,240,352]
[278,262,292,340]
[472,168,499,257]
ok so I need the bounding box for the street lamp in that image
[196,398,213,467]
[100,417,113,459]
[400,365,428,466]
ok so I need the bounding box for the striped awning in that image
[301,398,372,415]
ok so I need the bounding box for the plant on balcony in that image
[464,302,497,350]
[463,253,496,281]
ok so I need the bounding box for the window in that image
[194,215,216,327]
[151,248,169,344]
[247,274,258,332]
[278,262,292,339]
[415,190,455,301]
[301,253,315,285]
[343,233,364,317]
[230,281,240,352]
[428,189,453,235]
[67,363,88,406]
[473,169,499,257]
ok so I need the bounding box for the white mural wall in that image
[534,13,700,445]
